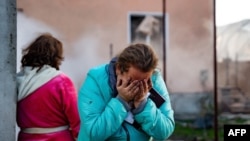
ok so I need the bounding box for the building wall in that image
[167,0,214,93]
[17,0,214,94]
[17,0,164,88]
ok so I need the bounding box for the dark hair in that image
[116,43,158,73]
[21,33,64,71]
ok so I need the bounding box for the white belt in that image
[22,125,69,134]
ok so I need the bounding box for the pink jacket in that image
[17,73,80,141]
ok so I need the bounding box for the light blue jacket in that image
[78,64,175,141]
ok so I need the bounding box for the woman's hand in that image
[133,79,152,108]
[116,75,139,102]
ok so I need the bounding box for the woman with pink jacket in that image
[16,33,80,141]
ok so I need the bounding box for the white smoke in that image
[17,12,61,72]
[17,12,105,89]
[61,34,104,89]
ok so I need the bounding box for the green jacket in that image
[78,63,175,141]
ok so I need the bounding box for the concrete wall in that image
[171,92,214,120]
[167,0,214,93]
[16,0,164,88]
[0,0,17,140]
[16,0,214,94]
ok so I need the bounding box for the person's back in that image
[16,33,80,141]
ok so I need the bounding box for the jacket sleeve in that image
[134,70,175,140]
[78,70,128,140]
[60,74,80,138]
